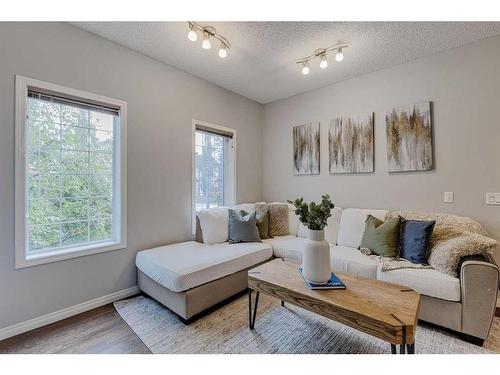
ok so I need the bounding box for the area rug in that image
[114,294,498,354]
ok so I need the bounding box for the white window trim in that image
[191,119,236,234]
[15,75,127,269]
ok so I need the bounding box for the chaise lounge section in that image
[135,203,499,344]
[136,240,273,322]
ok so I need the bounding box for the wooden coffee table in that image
[247,258,420,354]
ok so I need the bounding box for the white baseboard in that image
[0,286,139,342]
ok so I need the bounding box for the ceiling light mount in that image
[296,43,349,74]
[187,22,231,58]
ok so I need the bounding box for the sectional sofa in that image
[135,203,499,345]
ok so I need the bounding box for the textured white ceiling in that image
[73,22,500,104]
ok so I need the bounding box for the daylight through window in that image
[26,91,119,253]
[193,123,235,228]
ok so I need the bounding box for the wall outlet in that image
[486,193,500,205]
[444,192,454,203]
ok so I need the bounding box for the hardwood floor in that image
[0,300,150,354]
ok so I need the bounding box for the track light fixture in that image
[301,61,310,75]
[218,43,228,58]
[319,53,328,69]
[187,22,231,58]
[335,48,344,62]
[187,23,198,42]
[296,43,349,75]
[202,32,211,49]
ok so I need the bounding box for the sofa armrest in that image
[460,253,499,340]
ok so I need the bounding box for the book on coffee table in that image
[298,267,346,290]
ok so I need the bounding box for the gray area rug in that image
[114,294,498,354]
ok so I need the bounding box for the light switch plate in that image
[486,193,500,205]
[444,192,454,203]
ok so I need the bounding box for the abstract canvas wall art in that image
[328,113,374,174]
[385,101,433,172]
[292,122,320,175]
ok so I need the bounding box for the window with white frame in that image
[193,121,235,229]
[15,76,127,268]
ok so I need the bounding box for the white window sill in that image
[15,240,127,269]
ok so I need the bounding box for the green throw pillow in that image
[241,208,270,240]
[360,215,401,257]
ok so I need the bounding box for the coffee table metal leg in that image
[391,344,396,354]
[406,343,415,354]
[248,290,260,330]
[248,289,252,329]
[281,300,284,307]
[252,292,260,328]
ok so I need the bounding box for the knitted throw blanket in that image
[383,211,497,277]
[360,247,433,272]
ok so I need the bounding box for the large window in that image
[15,76,127,268]
[192,121,235,231]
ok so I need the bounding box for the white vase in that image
[302,229,331,284]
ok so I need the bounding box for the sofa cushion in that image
[136,241,273,293]
[268,203,290,236]
[376,267,460,302]
[268,202,299,236]
[337,208,388,249]
[263,235,305,262]
[331,246,378,279]
[360,215,401,258]
[232,203,256,214]
[196,202,267,243]
[326,206,343,244]
[297,206,343,244]
[398,218,435,265]
[228,209,262,243]
[263,238,378,280]
[287,203,300,236]
[254,206,270,239]
[297,223,308,238]
[197,208,228,244]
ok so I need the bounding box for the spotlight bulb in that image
[188,29,197,42]
[335,48,344,62]
[202,33,211,49]
[301,62,310,75]
[218,44,227,58]
[320,54,328,69]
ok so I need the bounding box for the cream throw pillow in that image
[197,208,229,244]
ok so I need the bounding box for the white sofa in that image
[266,207,462,302]
[136,203,499,345]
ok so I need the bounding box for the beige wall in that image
[0,22,263,329]
[262,35,500,262]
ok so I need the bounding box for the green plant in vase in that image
[287,194,335,230]
[287,194,335,284]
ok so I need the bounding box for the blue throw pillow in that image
[398,218,436,265]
